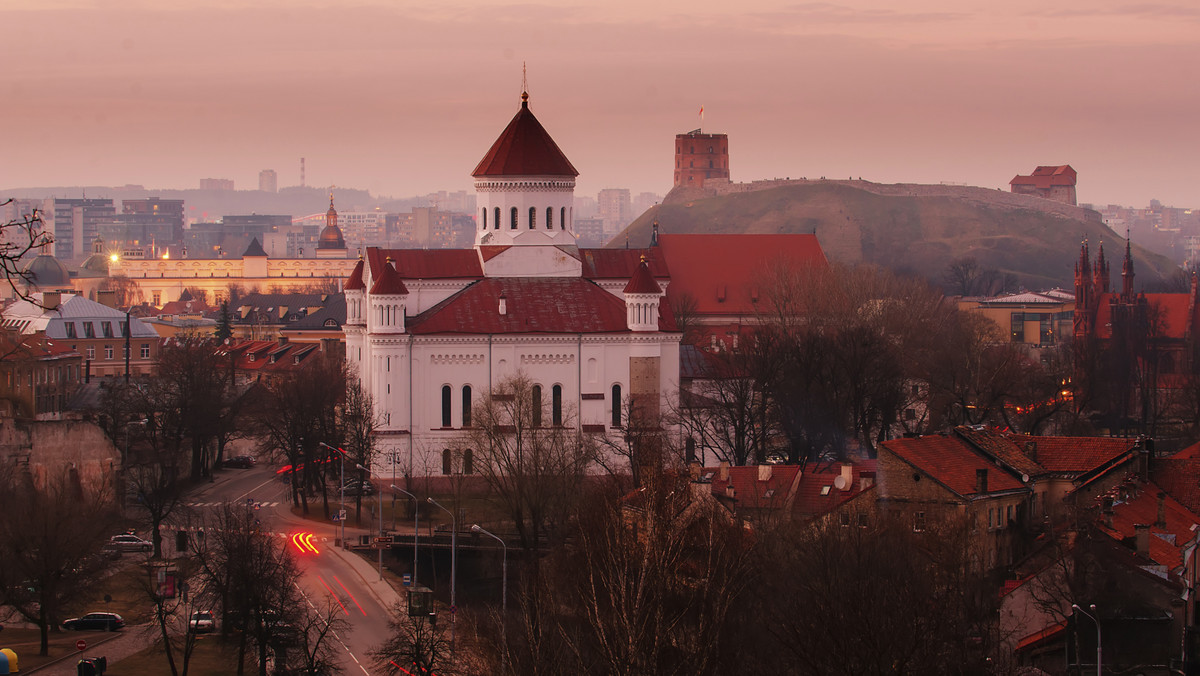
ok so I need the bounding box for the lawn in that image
[106,634,243,675]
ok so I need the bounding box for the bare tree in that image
[98,274,145,308]
[0,468,119,655]
[0,198,54,302]
[371,609,454,676]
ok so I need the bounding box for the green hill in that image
[617,181,1173,291]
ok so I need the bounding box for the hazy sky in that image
[4,0,1198,207]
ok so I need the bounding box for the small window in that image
[532,385,543,427]
[494,207,501,230]
[102,322,113,338]
[560,207,566,230]
[764,489,776,499]
[820,485,831,496]
[462,386,472,427]
[84,322,95,338]
[152,291,161,306]
[510,207,518,229]
[481,208,487,229]
[839,511,850,527]
[86,346,95,360]
[546,207,553,229]
[462,448,474,474]
[914,511,926,532]
[552,385,562,426]
[140,343,150,359]
[442,449,451,475]
[441,385,452,427]
[529,207,536,229]
[104,345,114,360]
[611,384,622,427]
[65,322,76,339]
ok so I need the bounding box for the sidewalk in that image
[325,538,405,612]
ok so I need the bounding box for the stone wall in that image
[0,417,119,495]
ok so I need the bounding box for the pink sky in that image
[3,0,1199,207]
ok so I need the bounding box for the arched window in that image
[441,385,452,427]
[463,449,474,474]
[494,207,501,230]
[481,208,487,229]
[561,207,566,230]
[709,159,714,168]
[611,384,622,427]
[546,207,553,229]
[532,385,543,427]
[462,385,472,427]
[529,207,536,229]
[510,207,518,229]
[552,385,562,426]
[442,449,452,475]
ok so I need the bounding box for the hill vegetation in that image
[619,181,1174,291]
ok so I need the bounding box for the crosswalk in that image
[185,501,282,508]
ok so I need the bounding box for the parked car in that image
[341,479,375,496]
[105,534,152,553]
[63,612,124,631]
[189,611,216,633]
[223,455,256,469]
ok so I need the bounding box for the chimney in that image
[42,291,61,310]
[1135,523,1150,558]
[859,471,875,491]
[1024,441,1038,462]
[1102,496,1114,528]
[1157,491,1167,529]
[758,464,772,482]
[718,461,730,483]
[976,468,988,494]
[841,463,854,489]
[498,292,507,316]
[1138,439,1150,482]
[278,336,288,345]
[725,484,736,500]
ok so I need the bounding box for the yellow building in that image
[958,290,1075,347]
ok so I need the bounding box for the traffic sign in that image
[374,536,394,545]
[76,639,86,651]
[338,509,347,520]
[402,573,412,586]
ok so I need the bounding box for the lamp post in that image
[1072,603,1101,676]
[318,442,346,548]
[390,485,419,587]
[471,524,507,672]
[357,463,382,581]
[427,497,457,653]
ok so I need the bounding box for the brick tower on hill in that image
[674,130,729,189]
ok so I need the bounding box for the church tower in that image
[472,90,581,276]
[317,193,348,259]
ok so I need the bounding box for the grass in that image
[106,634,243,675]
[0,626,123,672]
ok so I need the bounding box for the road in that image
[171,465,402,675]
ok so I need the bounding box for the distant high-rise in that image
[259,169,278,193]
[597,188,631,236]
[674,130,729,188]
[102,197,186,257]
[47,198,116,262]
[199,178,235,191]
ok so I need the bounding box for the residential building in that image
[959,290,1075,347]
[46,198,116,262]
[0,334,82,419]
[259,169,278,193]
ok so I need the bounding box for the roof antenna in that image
[521,62,529,105]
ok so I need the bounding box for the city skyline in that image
[4,0,1199,208]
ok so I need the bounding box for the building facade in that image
[674,131,730,189]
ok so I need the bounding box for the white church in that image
[344,91,681,477]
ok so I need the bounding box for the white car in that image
[105,534,152,553]
[189,611,216,633]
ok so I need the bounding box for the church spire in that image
[1094,240,1110,293]
[1122,231,1136,300]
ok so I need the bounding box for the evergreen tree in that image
[214,301,233,342]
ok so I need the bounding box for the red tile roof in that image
[471,98,578,178]
[881,435,1025,497]
[623,257,662,295]
[344,260,365,291]
[1153,456,1200,515]
[709,465,801,511]
[369,260,410,296]
[1100,485,1200,571]
[1009,165,1077,188]
[656,234,827,316]
[791,461,877,519]
[409,277,673,334]
[1007,434,1137,474]
[580,248,669,280]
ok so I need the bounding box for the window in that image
[532,385,543,427]
[914,511,926,532]
[462,449,473,474]
[102,322,113,338]
[86,346,95,360]
[481,208,487,229]
[529,207,536,229]
[65,322,76,339]
[442,449,452,475]
[104,345,114,360]
[494,207,500,230]
[552,385,562,426]
[839,511,851,527]
[1006,505,1013,526]
[140,343,150,359]
[546,207,553,229]
[441,385,452,427]
[510,207,518,229]
[152,291,161,306]
[988,508,995,529]
[685,437,696,463]
[462,386,472,427]
[611,384,621,427]
[1010,312,1024,342]
[83,322,95,338]
[560,207,566,230]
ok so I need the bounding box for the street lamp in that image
[1072,603,1101,676]
[471,524,507,672]
[427,497,457,653]
[390,485,419,587]
[318,442,346,548]
[357,463,383,581]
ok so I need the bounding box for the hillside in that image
[618,181,1174,290]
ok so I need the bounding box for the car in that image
[105,534,152,553]
[222,455,256,469]
[340,480,375,496]
[63,612,124,631]
[189,611,216,633]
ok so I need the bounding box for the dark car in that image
[104,534,152,553]
[63,612,124,631]
[341,480,375,496]
[223,455,256,469]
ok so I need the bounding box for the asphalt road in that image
[172,465,401,675]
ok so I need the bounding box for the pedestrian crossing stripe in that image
[186,501,280,508]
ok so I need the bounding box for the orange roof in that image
[1007,434,1137,474]
[472,97,578,178]
[1015,620,1067,652]
[1101,485,1200,571]
[1153,455,1200,515]
[791,461,877,519]
[1010,165,1077,188]
[709,465,801,511]
[657,234,827,317]
[881,435,1025,498]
